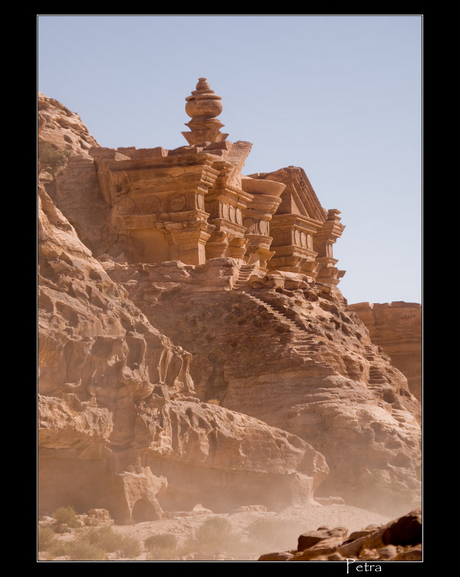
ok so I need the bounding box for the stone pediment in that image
[250,166,327,223]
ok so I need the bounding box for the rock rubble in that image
[259,508,422,561]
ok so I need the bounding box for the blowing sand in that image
[87,504,392,561]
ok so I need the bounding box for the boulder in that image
[258,509,422,561]
[381,508,422,546]
[298,527,348,551]
[259,551,295,561]
[395,544,422,560]
[292,536,345,560]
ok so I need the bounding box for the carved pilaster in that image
[206,230,230,260]
[269,213,321,276]
[315,209,346,285]
[158,220,215,266]
[240,177,284,269]
[227,236,248,260]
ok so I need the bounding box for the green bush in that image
[87,526,123,552]
[63,539,106,560]
[194,516,241,556]
[45,529,142,560]
[147,547,179,560]
[145,533,179,560]
[87,527,142,558]
[46,535,106,560]
[196,516,232,543]
[40,522,143,560]
[38,527,56,551]
[145,533,178,551]
[52,506,80,528]
[119,535,143,559]
[39,143,71,180]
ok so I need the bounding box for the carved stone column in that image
[241,177,285,270]
[227,236,248,260]
[159,220,215,266]
[204,230,229,259]
[204,161,253,262]
[269,213,321,277]
[315,209,346,285]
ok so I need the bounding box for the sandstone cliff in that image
[38,92,99,154]
[38,91,421,522]
[107,260,421,517]
[38,181,328,521]
[349,302,422,402]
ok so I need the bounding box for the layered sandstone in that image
[38,181,328,521]
[108,260,421,517]
[349,302,422,401]
[38,84,421,523]
[38,92,99,156]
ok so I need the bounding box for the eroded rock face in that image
[37,91,421,523]
[38,92,99,156]
[38,92,118,260]
[108,262,421,517]
[138,398,328,513]
[38,182,326,521]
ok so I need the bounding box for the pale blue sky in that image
[38,15,422,305]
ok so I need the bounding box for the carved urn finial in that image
[182,78,229,145]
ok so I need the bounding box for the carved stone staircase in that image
[239,291,330,367]
[233,264,256,290]
[364,344,390,389]
[232,265,320,360]
[242,292,301,332]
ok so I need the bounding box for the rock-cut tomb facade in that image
[89,78,345,285]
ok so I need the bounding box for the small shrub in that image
[145,533,179,560]
[145,533,178,551]
[38,527,56,551]
[119,535,142,558]
[197,516,232,542]
[46,528,142,561]
[64,539,106,560]
[52,506,79,528]
[147,547,178,561]
[195,516,239,556]
[39,143,71,180]
[87,526,123,552]
[87,526,142,558]
[47,540,67,558]
[47,534,106,560]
